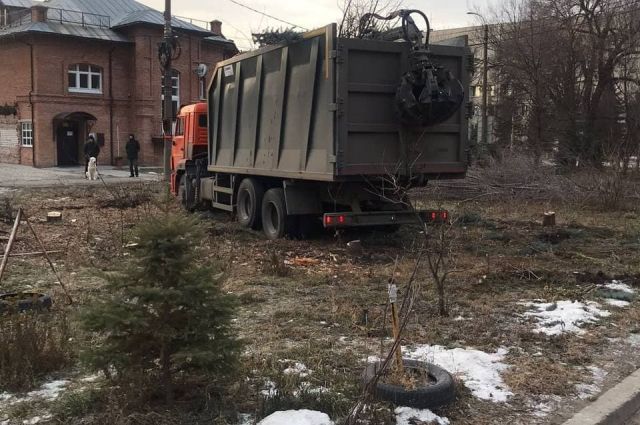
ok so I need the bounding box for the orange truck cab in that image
[169,103,208,196]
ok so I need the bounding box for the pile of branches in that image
[252,28,303,47]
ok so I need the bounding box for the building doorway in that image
[53,112,97,166]
[56,121,79,166]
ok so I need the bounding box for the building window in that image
[20,121,33,147]
[68,64,102,94]
[161,71,180,118]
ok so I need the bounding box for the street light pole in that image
[467,12,489,147]
[162,0,173,180]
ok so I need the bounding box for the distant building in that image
[431,26,497,146]
[0,0,237,167]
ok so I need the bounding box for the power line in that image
[226,0,308,31]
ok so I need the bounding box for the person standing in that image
[83,135,100,176]
[126,134,141,177]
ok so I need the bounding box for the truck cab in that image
[170,102,208,196]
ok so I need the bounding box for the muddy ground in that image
[0,180,639,425]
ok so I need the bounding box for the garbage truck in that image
[170,10,473,239]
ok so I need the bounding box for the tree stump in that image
[543,212,556,226]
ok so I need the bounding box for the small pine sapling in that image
[80,213,240,403]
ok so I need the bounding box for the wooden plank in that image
[0,208,22,284]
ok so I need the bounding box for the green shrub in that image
[79,212,241,403]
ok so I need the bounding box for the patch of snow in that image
[257,410,334,425]
[522,300,610,335]
[628,334,640,347]
[283,362,310,377]
[294,382,329,397]
[605,299,630,308]
[261,380,278,398]
[395,406,449,425]
[604,281,635,294]
[403,345,512,402]
[27,380,69,401]
[80,373,102,383]
[237,413,254,425]
[453,315,468,321]
[575,366,607,400]
[23,415,52,425]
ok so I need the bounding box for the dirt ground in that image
[0,179,639,425]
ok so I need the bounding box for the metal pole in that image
[162,0,173,181]
[481,23,489,147]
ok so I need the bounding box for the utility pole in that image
[161,0,173,180]
[467,12,490,147]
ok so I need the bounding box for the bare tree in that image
[338,0,403,38]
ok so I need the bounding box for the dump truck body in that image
[208,24,470,181]
[171,18,471,239]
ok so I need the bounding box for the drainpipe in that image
[21,40,36,167]
[109,46,115,165]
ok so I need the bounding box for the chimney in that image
[210,20,222,36]
[31,5,48,23]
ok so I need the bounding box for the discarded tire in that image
[362,359,455,408]
[0,292,52,314]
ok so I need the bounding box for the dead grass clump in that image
[0,311,73,392]
[262,250,291,277]
[96,183,156,210]
[503,356,581,396]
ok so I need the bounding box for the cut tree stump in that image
[47,211,62,222]
[543,212,556,226]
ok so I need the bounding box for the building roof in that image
[0,0,36,8]
[0,0,236,46]
[0,20,130,42]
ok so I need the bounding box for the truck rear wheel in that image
[237,178,265,229]
[261,188,287,240]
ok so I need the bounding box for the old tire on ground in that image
[237,178,265,230]
[261,188,288,240]
[0,292,52,315]
[362,359,455,409]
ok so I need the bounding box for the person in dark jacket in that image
[125,134,141,177]
[83,135,100,175]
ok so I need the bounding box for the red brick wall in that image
[0,27,232,168]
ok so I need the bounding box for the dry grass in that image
[0,310,73,392]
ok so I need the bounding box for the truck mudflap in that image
[323,210,448,228]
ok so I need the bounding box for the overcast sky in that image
[139,0,499,51]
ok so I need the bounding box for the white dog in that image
[86,157,98,181]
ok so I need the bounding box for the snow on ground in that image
[261,380,278,398]
[395,407,449,425]
[22,415,53,425]
[603,281,635,294]
[575,366,607,400]
[402,345,512,402]
[282,362,311,377]
[605,298,631,307]
[257,410,334,425]
[521,300,610,335]
[26,380,69,401]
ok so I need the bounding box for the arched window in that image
[68,64,102,94]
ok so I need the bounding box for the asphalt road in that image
[0,164,162,188]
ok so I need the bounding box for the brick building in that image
[0,0,236,167]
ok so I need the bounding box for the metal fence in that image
[46,7,110,28]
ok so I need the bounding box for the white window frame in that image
[20,121,33,147]
[161,72,180,118]
[68,64,102,94]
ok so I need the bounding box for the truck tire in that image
[237,178,265,230]
[261,188,288,240]
[178,175,196,212]
[362,359,455,409]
